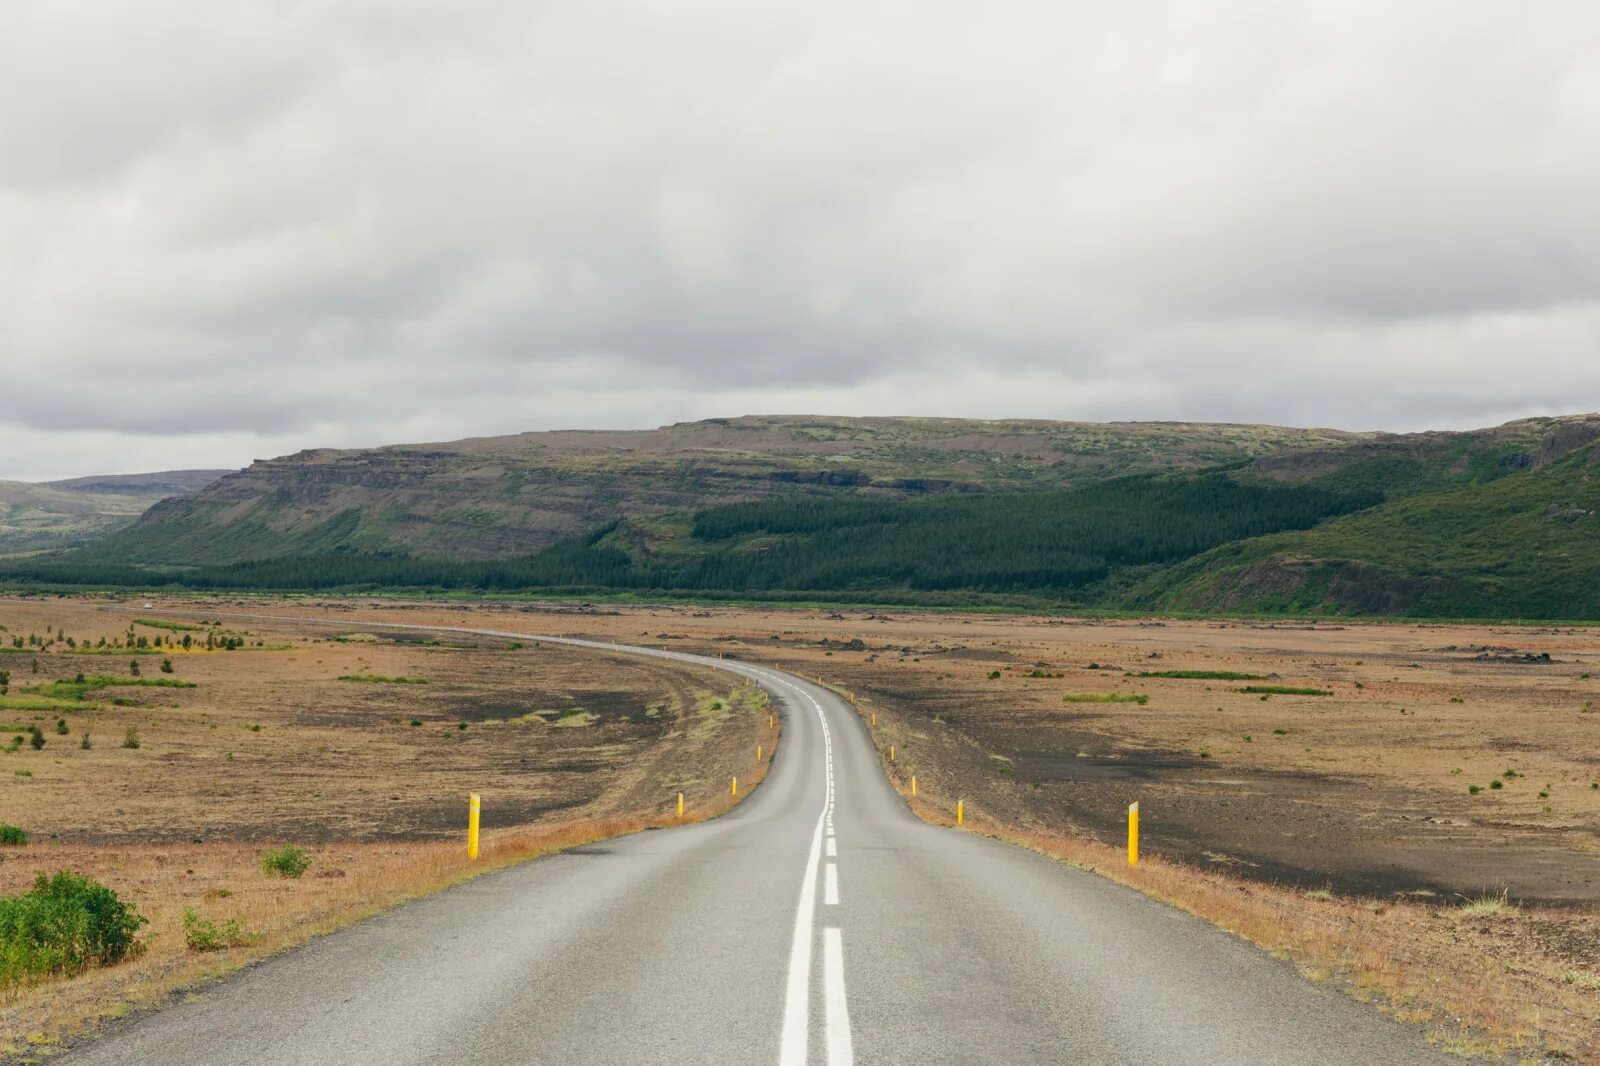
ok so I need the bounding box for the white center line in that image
[777,682,833,1066]
[825,837,837,857]
[824,863,839,905]
[824,927,854,1066]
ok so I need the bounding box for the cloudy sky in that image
[3,2,1597,480]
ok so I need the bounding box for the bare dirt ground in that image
[254,596,1597,1059]
[0,597,773,1055]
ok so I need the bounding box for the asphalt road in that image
[67,619,1461,1065]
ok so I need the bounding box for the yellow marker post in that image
[467,792,481,860]
[1128,801,1140,867]
[911,775,917,798]
[871,713,877,727]
[957,799,964,826]
[757,744,763,763]
[889,745,895,763]
[677,792,684,819]
[732,776,738,797]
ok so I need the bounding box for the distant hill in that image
[1126,438,1600,619]
[0,470,230,554]
[11,414,1600,620]
[89,416,1363,565]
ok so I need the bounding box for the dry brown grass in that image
[0,597,779,1056]
[844,703,1600,1062]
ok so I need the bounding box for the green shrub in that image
[182,908,255,951]
[0,871,146,986]
[1490,779,1503,790]
[121,727,140,750]
[80,733,90,750]
[259,845,312,878]
[1062,693,1149,705]
[0,825,25,846]
[54,718,68,735]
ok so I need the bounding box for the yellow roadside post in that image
[911,776,917,798]
[956,799,964,826]
[467,792,481,860]
[889,745,895,763]
[677,792,684,818]
[1128,801,1140,867]
[732,776,738,797]
[757,744,763,763]
[871,713,877,727]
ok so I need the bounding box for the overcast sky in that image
[3,2,1597,480]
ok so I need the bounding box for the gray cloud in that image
[2,0,1598,480]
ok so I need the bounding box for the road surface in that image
[67,620,1458,1064]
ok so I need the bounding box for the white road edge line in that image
[824,927,854,1066]
[824,863,840,905]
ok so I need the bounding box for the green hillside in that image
[1128,441,1600,619]
[0,470,229,554]
[84,416,1367,565]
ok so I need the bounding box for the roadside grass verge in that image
[1134,669,1267,681]
[1062,693,1149,705]
[0,731,780,1057]
[131,619,205,632]
[846,694,1597,1061]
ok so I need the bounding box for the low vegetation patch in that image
[0,825,26,846]
[1135,669,1267,681]
[1062,693,1149,705]
[132,619,205,632]
[28,675,197,701]
[0,872,146,987]
[336,674,429,685]
[258,846,312,879]
[1236,685,1334,696]
[181,909,256,952]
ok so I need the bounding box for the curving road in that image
[67,621,1458,1064]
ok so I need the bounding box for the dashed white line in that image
[777,679,835,1066]
[823,927,854,1065]
[824,863,840,905]
[825,838,837,857]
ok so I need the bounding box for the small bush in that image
[29,726,44,751]
[1468,784,1481,794]
[259,845,312,879]
[80,733,90,750]
[159,659,174,674]
[121,727,140,750]
[0,871,146,986]
[0,825,26,846]
[54,718,68,735]
[1490,779,1503,790]
[182,908,255,952]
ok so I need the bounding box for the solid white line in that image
[826,837,837,857]
[824,927,854,1066]
[824,863,839,905]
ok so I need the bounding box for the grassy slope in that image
[1129,441,1600,619]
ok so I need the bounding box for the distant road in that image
[68,616,1458,1064]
